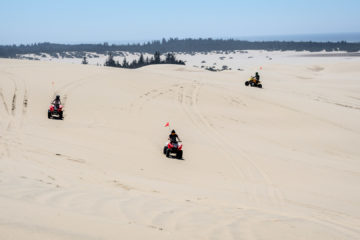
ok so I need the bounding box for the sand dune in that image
[0,57,359,239]
[19,50,360,70]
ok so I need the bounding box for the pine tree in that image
[149,57,155,64]
[154,51,161,64]
[138,53,145,66]
[105,53,116,67]
[82,56,88,64]
[122,58,128,68]
[165,53,176,64]
[129,59,137,68]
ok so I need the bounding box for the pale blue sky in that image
[1,0,359,44]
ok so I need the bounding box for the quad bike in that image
[245,77,262,88]
[163,141,183,159]
[48,104,63,119]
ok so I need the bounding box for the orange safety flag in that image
[164,122,169,127]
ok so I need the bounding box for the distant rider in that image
[52,95,62,110]
[169,129,181,143]
[255,72,260,83]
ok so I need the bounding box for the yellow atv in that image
[245,77,262,88]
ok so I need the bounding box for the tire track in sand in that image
[50,74,100,117]
[176,81,285,208]
[128,83,180,114]
[176,82,247,181]
[176,81,359,237]
[0,71,28,161]
[0,91,10,115]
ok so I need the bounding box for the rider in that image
[255,72,260,83]
[169,129,181,143]
[52,95,62,110]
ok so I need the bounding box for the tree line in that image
[1,38,360,58]
[104,52,185,68]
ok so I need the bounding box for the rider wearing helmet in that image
[169,129,181,143]
[52,95,62,109]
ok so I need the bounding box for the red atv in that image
[163,141,183,159]
[48,104,63,119]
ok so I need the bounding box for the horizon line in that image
[2,32,360,46]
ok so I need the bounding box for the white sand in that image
[0,55,359,239]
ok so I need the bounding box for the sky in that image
[1,0,360,44]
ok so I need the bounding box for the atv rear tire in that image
[48,111,51,119]
[163,146,168,154]
[166,149,170,158]
[177,150,183,159]
[245,81,249,86]
[59,111,63,119]
[258,84,262,88]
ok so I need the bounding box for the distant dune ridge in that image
[0,52,359,239]
[1,38,360,58]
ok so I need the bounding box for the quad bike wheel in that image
[177,150,183,159]
[258,84,262,88]
[59,111,63,119]
[166,149,170,158]
[163,146,168,154]
[48,111,51,119]
[245,81,249,86]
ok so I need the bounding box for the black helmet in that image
[255,72,259,75]
[56,95,60,100]
[171,129,176,134]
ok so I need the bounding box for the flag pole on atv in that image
[51,81,55,99]
[164,122,170,130]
